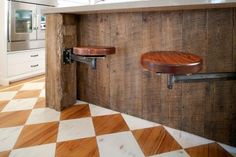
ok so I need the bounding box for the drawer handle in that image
[31,64,39,68]
[30,54,39,57]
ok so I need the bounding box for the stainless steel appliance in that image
[7,0,56,51]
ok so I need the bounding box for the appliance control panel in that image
[40,22,46,30]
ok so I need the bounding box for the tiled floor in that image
[0,77,236,157]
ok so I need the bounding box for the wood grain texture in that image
[73,46,115,56]
[132,126,182,156]
[74,8,236,146]
[141,12,162,122]
[0,151,10,157]
[185,142,233,157]
[92,114,129,136]
[204,8,235,145]
[46,14,77,111]
[77,14,98,104]
[109,12,143,116]
[56,137,99,157]
[96,14,112,108]
[14,122,58,149]
[232,8,236,146]
[159,11,183,128]
[60,104,91,120]
[182,10,207,136]
[0,110,31,128]
[141,51,203,74]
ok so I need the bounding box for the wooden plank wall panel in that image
[232,8,236,146]
[96,14,111,108]
[61,15,77,109]
[77,15,90,101]
[46,14,77,111]
[160,12,183,128]
[205,9,234,143]
[124,13,143,116]
[78,14,98,104]
[182,10,207,135]
[206,9,233,72]
[46,14,63,111]
[109,13,129,113]
[141,13,162,121]
[76,8,236,146]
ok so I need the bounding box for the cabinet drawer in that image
[8,63,31,77]
[29,60,45,72]
[8,60,45,77]
[8,49,45,65]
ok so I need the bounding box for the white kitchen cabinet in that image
[7,48,45,79]
[0,48,45,85]
[0,0,46,86]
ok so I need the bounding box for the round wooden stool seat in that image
[141,51,203,74]
[73,46,115,56]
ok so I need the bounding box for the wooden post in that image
[46,14,77,111]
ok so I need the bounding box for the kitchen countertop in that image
[43,0,236,14]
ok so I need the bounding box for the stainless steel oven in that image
[7,0,55,51]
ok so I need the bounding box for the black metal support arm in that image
[63,48,105,69]
[166,72,236,89]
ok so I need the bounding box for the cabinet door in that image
[10,1,37,41]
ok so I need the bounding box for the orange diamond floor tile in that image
[34,97,46,108]
[56,137,99,157]
[185,142,233,157]
[14,90,41,99]
[60,104,91,120]
[0,101,9,112]
[92,114,130,136]
[0,110,31,128]
[0,151,10,157]
[14,122,59,149]
[132,126,182,156]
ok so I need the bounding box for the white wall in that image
[0,0,8,84]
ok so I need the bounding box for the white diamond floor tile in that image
[0,91,17,101]
[9,143,56,157]
[20,82,45,91]
[89,104,119,117]
[97,131,145,157]
[121,113,160,130]
[57,117,95,142]
[219,143,236,157]
[2,98,37,112]
[39,89,45,97]
[26,108,60,125]
[0,126,23,152]
[76,100,89,105]
[149,149,190,157]
[164,126,213,149]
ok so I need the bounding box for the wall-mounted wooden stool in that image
[63,46,115,69]
[141,51,236,89]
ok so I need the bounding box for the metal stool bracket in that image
[166,72,236,89]
[63,48,105,69]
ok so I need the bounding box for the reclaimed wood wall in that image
[76,8,236,146]
[46,14,77,111]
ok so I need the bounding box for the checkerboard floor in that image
[0,77,235,157]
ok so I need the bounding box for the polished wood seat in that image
[73,46,115,56]
[141,51,203,74]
